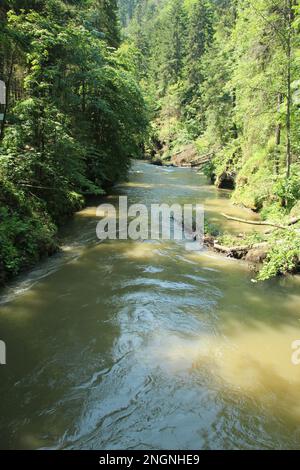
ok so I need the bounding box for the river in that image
[0,161,300,450]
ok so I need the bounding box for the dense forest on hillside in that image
[0,0,148,283]
[3,1,300,455]
[1,0,300,283]
[119,0,300,280]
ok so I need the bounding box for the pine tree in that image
[94,0,121,48]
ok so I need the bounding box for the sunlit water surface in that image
[1,161,300,450]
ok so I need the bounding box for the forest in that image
[2,0,300,454]
[0,0,300,283]
[0,0,148,284]
[119,0,300,280]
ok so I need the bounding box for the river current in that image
[0,161,300,449]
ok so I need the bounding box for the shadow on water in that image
[0,161,300,449]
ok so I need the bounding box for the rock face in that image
[171,144,198,167]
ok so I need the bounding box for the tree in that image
[0,0,149,282]
[92,0,121,48]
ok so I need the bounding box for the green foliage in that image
[0,0,149,283]
[260,202,286,222]
[218,230,265,248]
[204,220,220,237]
[121,0,300,283]
[232,146,275,210]
[202,160,215,181]
[2,0,300,284]
[258,229,300,281]
[124,0,300,213]
[272,165,300,211]
[0,177,57,282]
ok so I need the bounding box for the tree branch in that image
[221,213,300,229]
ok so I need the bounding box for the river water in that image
[0,161,300,450]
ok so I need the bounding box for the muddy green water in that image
[1,161,300,450]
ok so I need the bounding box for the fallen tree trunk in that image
[221,213,300,229]
[190,153,214,167]
[213,241,268,259]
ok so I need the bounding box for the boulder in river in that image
[150,158,163,166]
[216,171,235,190]
[245,247,268,264]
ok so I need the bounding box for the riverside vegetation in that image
[0,0,300,284]
[0,0,148,284]
[120,0,300,280]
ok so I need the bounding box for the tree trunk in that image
[275,93,282,174]
[221,212,300,228]
[285,0,292,180]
